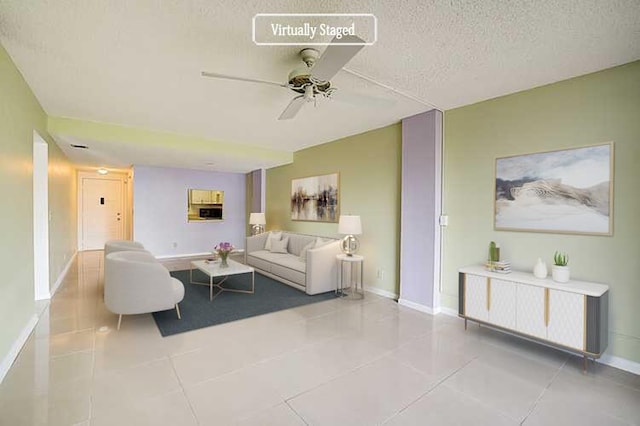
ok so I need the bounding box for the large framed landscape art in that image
[291,173,339,222]
[495,143,613,235]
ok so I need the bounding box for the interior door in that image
[81,177,124,250]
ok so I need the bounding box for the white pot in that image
[533,258,548,279]
[552,265,570,283]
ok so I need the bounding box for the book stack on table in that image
[484,261,511,274]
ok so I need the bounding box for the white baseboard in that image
[364,285,398,300]
[397,298,440,315]
[50,251,77,297]
[155,252,212,260]
[598,354,640,375]
[439,306,460,317]
[0,314,38,384]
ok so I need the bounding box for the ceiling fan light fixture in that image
[303,85,315,101]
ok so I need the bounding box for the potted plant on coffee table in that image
[552,251,570,283]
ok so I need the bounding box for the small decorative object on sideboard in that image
[489,241,500,263]
[552,251,570,283]
[214,242,235,268]
[533,257,548,279]
[485,241,511,273]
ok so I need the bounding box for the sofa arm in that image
[246,233,269,254]
[306,240,341,295]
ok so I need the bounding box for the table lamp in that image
[338,215,362,256]
[249,212,266,235]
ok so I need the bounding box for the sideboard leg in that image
[464,318,467,330]
[582,355,587,374]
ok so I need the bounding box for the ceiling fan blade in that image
[331,89,397,108]
[278,96,306,120]
[201,71,287,88]
[311,35,365,82]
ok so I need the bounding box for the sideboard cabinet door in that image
[547,289,585,350]
[489,279,516,329]
[516,283,546,340]
[464,274,488,322]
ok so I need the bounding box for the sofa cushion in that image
[299,241,315,262]
[246,254,273,273]
[249,250,306,273]
[315,237,331,248]
[271,263,305,285]
[270,237,289,253]
[286,233,315,256]
[264,231,282,251]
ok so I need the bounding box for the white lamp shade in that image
[338,215,362,235]
[249,212,266,225]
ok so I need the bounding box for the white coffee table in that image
[190,259,255,301]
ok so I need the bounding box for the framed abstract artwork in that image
[495,143,613,235]
[291,173,339,222]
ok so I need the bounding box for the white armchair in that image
[104,240,146,257]
[104,250,185,330]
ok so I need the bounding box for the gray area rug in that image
[152,269,336,336]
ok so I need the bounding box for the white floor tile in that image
[184,365,284,424]
[236,403,306,426]
[288,355,435,425]
[385,384,517,426]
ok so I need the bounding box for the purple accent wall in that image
[133,166,246,257]
[400,110,443,309]
[250,169,262,213]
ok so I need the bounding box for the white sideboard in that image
[458,266,609,367]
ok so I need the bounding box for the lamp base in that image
[340,235,360,256]
[251,224,265,236]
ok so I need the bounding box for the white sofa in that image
[246,231,341,295]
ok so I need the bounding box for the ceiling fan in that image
[202,35,384,120]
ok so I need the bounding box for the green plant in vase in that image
[552,251,570,283]
[553,251,569,266]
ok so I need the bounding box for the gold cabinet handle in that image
[544,288,550,326]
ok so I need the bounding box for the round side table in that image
[336,254,364,299]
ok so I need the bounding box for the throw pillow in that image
[264,231,282,251]
[270,236,289,254]
[299,240,316,262]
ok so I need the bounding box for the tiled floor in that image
[1,251,639,425]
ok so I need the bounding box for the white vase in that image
[552,265,570,283]
[533,258,548,279]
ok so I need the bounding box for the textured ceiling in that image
[1,0,639,171]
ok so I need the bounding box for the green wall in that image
[0,42,76,368]
[266,124,402,295]
[443,61,640,362]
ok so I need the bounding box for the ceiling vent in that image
[70,144,88,149]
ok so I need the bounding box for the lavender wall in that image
[400,110,443,310]
[133,165,246,257]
